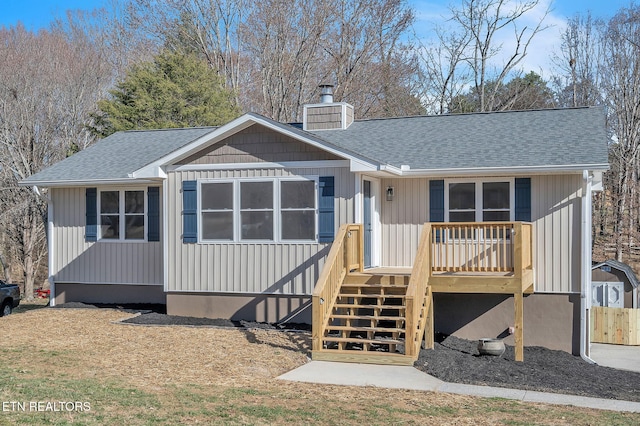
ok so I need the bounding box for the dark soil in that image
[53,302,310,331]
[415,335,640,402]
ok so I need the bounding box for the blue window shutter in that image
[318,176,335,243]
[147,187,160,242]
[183,181,197,243]
[429,180,444,222]
[85,188,97,242]
[515,178,531,222]
[429,180,444,242]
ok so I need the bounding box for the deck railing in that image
[312,224,363,352]
[430,222,532,273]
[405,223,433,358]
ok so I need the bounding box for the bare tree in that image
[600,6,640,261]
[552,13,603,108]
[0,25,111,298]
[418,26,473,114]
[241,0,330,121]
[428,0,550,112]
[319,0,420,118]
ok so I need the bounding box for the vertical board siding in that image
[167,167,354,294]
[52,187,163,285]
[379,175,582,294]
[532,174,582,293]
[380,178,429,267]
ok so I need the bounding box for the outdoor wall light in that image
[386,186,395,201]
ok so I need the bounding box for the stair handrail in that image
[312,224,364,352]
[405,223,432,359]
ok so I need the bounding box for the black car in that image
[0,280,20,316]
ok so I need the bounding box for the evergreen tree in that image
[92,51,240,136]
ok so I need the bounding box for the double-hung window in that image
[99,189,146,240]
[446,179,513,223]
[240,182,274,240]
[199,178,317,243]
[280,180,316,240]
[201,182,234,240]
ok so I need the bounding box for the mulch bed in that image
[415,335,640,402]
[54,302,311,331]
[52,303,640,402]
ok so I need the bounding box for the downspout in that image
[33,186,55,307]
[580,171,595,363]
[162,176,169,296]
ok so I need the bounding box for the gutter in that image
[580,170,595,364]
[19,178,163,188]
[379,163,610,177]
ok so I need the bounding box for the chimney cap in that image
[318,84,334,104]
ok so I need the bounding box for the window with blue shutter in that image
[85,188,97,242]
[515,178,531,222]
[183,180,198,243]
[147,187,160,242]
[318,176,335,243]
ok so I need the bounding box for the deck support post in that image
[514,291,524,362]
[424,287,434,349]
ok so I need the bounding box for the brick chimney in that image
[303,84,354,131]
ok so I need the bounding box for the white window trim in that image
[198,176,319,244]
[444,178,515,222]
[97,188,148,242]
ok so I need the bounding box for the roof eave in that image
[379,163,610,177]
[18,177,163,188]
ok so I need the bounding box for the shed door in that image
[592,282,624,308]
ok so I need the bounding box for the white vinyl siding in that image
[531,174,582,293]
[51,187,163,285]
[380,175,583,294]
[167,167,354,294]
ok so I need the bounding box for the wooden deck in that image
[312,222,534,364]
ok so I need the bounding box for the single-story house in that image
[21,92,609,360]
[592,260,639,309]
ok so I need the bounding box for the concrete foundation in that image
[54,283,166,305]
[434,293,580,354]
[166,292,312,323]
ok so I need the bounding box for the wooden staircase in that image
[322,274,410,354]
[312,224,433,366]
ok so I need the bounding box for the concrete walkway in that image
[278,361,640,413]
[590,343,640,373]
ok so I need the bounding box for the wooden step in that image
[343,274,410,286]
[338,293,406,299]
[322,336,404,346]
[330,314,406,322]
[325,325,405,333]
[333,303,406,311]
[312,350,415,366]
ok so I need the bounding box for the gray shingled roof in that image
[308,107,609,170]
[593,259,640,289]
[22,107,608,185]
[22,127,217,184]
